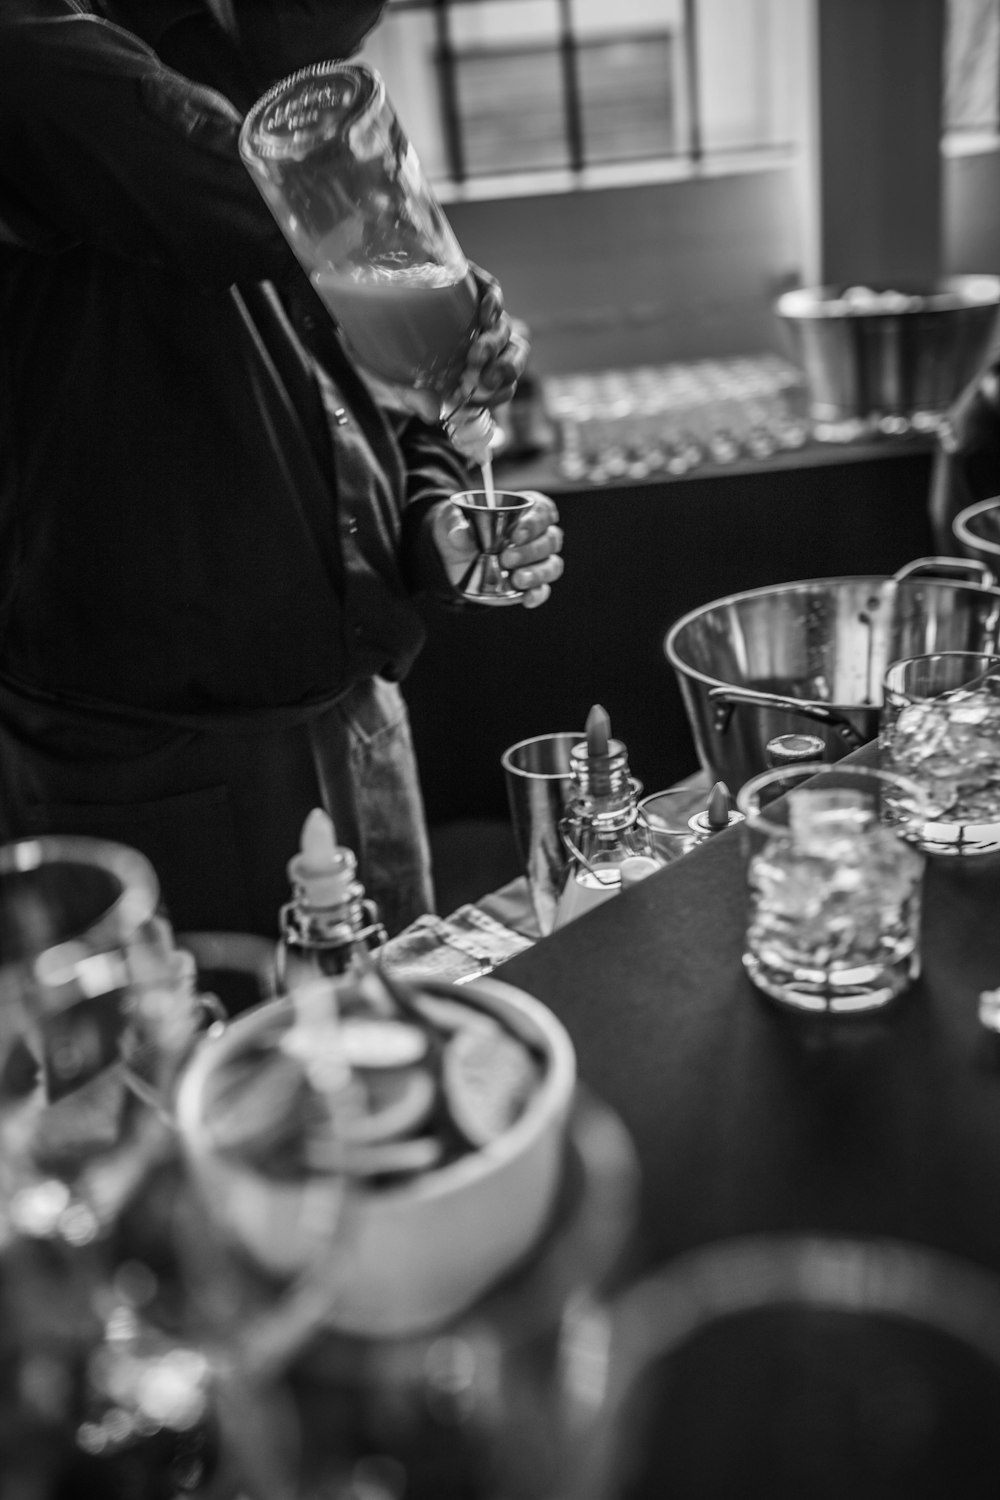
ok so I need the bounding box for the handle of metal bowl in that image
[707,686,868,749]
[892,556,997,588]
[120,932,279,1117]
[176,930,280,1023]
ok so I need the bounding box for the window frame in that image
[369,0,798,190]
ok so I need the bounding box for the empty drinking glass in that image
[501,733,584,937]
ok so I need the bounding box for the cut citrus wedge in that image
[306,1133,444,1179]
[340,1017,429,1070]
[205,1048,307,1156]
[442,1024,541,1149]
[413,994,500,1037]
[346,1066,436,1146]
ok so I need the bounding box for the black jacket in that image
[930,360,1000,554]
[0,0,470,722]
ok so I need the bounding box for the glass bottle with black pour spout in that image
[239,61,495,465]
[553,706,664,929]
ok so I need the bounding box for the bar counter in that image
[490,752,1000,1279]
[162,755,1000,1499]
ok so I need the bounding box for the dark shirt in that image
[930,360,1000,554]
[0,0,470,724]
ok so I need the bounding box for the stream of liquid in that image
[481,453,496,507]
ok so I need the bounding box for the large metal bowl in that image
[664,561,1000,792]
[777,276,1000,440]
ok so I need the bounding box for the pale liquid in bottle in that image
[554,867,621,926]
[311,262,478,392]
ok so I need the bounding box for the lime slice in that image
[205,1048,310,1158]
[413,994,500,1037]
[340,1017,429,1070]
[307,1133,444,1180]
[442,1025,541,1148]
[346,1066,436,1145]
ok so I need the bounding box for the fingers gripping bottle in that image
[554,706,664,928]
[277,808,387,991]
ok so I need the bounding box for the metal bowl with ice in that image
[776,276,1000,441]
[175,972,576,1339]
[664,562,1000,793]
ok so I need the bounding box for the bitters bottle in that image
[554,705,663,928]
[277,808,387,991]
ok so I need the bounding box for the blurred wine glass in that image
[171,978,639,1500]
[0,835,238,1498]
[557,1234,1000,1500]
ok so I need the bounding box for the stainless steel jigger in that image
[452,491,534,605]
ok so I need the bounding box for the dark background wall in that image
[442,148,1000,384]
[446,170,804,378]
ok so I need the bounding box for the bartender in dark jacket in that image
[930,356,1000,553]
[0,0,564,938]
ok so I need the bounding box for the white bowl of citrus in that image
[174,969,576,1339]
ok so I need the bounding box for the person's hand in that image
[360,264,530,443]
[430,491,564,608]
[443,263,530,415]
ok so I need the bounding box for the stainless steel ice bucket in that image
[777,277,1000,441]
[664,560,1000,791]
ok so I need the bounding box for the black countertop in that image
[492,752,1000,1279]
[484,745,1000,1495]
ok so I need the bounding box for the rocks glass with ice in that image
[880,652,1000,855]
[735,763,927,1014]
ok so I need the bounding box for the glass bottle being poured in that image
[239,61,496,468]
[554,705,664,928]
